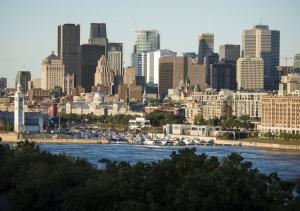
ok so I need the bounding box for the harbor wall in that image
[1,132,300,150]
[0,132,109,144]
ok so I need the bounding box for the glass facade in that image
[135,30,160,53]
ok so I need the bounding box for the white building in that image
[128,117,150,130]
[236,57,264,90]
[41,51,65,90]
[148,49,177,83]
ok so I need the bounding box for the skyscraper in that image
[198,33,214,64]
[294,53,300,73]
[15,71,31,93]
[135,30,160,53]
[94,55,115,95]
[242,24,280,90]
[76,44,105,93]
[41,51,65,90]
[108,42,123,75]
[219,44,240,63]
[0,77,7,90]
[58,24,80,76]
[236,57,264,90]
[89,23,108,57]
[204,53,219,86]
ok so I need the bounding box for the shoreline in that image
[2,138,300,151]
[1,132,300,150]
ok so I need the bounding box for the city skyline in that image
[0,0,299,87]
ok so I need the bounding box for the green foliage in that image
[0,117,11,131]
[0,141,298,211]
[253,131,259,137]
[264,132,273,139]
[194,114,206,125]
[223,132,234,140]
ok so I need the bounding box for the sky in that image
[0,0,299,88]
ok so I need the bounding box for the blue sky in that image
[0,0,299,87]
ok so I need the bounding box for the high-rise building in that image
[135,30,160,53]
[94,55,115,95]
[57,24,80,76]
[158,57,206,97]
[209,63,236,91]
[0,77,7,90]
[63,74,74,95]
[132,51,149,79]
[41,51,65,90]
[204,53,219,86]
[242,24,280,90]
[89,23,108,57]
[294,53,300,73]
[108,42,123,75]
[198,33,214,64]
[15,71,31,93]
[76,44,105,93]
[147,49,177,84]
[236,57,264,90]
[182,52,197,59]
[219,44,240,63]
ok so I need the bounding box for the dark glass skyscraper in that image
[76,45,105,93]
[198,33,214,64]
[57,24,80,76]
[89,23,108,57]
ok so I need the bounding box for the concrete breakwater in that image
[1,132,300,150]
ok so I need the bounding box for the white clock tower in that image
[14,83,24,133]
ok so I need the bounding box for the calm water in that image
[38,144,300,181]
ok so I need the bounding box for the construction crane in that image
[277,55,292,67]
[131,16,138,32]
[277,55,293,75]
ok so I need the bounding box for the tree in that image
[264,132,273,139]
[223,132,234,140]
[194,114,206,125]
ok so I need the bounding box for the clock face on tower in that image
[19,97,23,101]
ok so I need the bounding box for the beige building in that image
[236,57,264,90]
[28,79,41,91]
[278,73,300,97]
[63,74,74,95]
[94,56,115,94]
[261,96,300,135]
[41,51,65,90]
[123,67,136,85]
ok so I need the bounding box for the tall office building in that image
[108,42,123,75]
[158,57,206,98]
[132,51,149,79]
[15,71,31,93]
[76,44,105,93]
[148,49,177,84]
[58,24,80,76]
[209,63,236,91]
[204,53,219,86]
[135,30,160,53]
[236,57,264,90]
[242,24,280,90]
[41,51,65,90]
[0,77,7,90]
[89,23,108,57]
[219,44,240,63]
[94,55,115,95]
[294,53,300,73]
[198,33,214,64]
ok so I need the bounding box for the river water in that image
[38,144,300,181]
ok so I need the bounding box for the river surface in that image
[38,144,300,181]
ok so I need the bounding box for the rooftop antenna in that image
[208,10,210,33]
